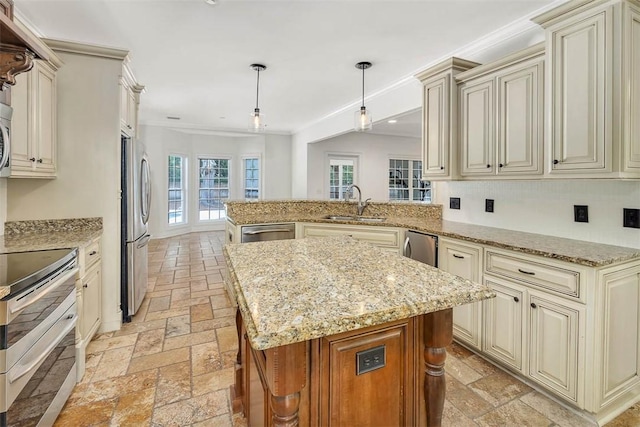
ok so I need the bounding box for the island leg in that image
[264,342,307,427]
[230,308,244,413]
[423,309,453,427]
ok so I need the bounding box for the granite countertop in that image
[0,218,103,299]
[224,236,495,350]
[228,213,640,268]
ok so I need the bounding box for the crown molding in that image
[43,38,129,61]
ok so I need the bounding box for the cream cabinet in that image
[10,59,60,178]
[415,58,479,180]
[483,276,524,372]
[439,238,483,350]
[533,0,640,178]
[457,44,544,178]
[120,61,143,137]
[76,236,102,381]
[297,222,403,253]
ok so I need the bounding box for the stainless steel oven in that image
[0,103,11,178]
[0,248,79,427]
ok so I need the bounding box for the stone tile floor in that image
[54,231,640,426]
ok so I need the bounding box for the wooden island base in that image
[231,308,453,427]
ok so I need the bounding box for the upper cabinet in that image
[9,21,62,178]
[120,61,144,138]
[457,45,545,178]
[415,58,479,180]
[533,0,640,178]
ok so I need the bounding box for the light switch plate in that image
[450,197,460,210]
[485,199,494,213]
[574,205,589,223]
[624,208,640,228]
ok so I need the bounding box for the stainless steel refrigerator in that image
[121,135,151,321]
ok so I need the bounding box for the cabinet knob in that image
[530,302,537,309]
[513,296,519,303]
[486,164,491,168]
[553,159,559,165]
[83,284,88,288]
[29,157,35,162]
[440,166,444,170]
[499,163,504,168]
[37,158,43,163]
[89,251,97,256]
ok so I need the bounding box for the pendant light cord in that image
[361,66,365,108]
[255,68,260,111]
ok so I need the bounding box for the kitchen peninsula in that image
[224,235,494,426]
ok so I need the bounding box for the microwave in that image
[0,102,11,177]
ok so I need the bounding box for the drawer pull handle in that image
[531,303,537,309]
[453,254,465,259]
[513,296,519,303]
[89,251,97,256]
[83,284,88,288]
[29,157,36,162]
[518,268,535,275]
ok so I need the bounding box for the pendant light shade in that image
[354,61,372,132]
[249,64,266,133]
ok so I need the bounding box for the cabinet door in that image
[9,69,33,170]
[320,320,414,427]
[497,61,543,175]
[460,79,495,176]
[528,291,582,403]
[483,277,524,371]
[120,79,129,131]
[625,3,640,171]
[34,62,56,172]
[422,75,450,178]
[81,264,102,341]
[439,239,482,350]
[127,89,137,136]
[549,10,611,172]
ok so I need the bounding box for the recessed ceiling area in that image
[15,0,558,135]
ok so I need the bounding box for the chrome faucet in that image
[344,184,371,216]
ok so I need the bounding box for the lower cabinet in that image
[439,238,483,350]
[442,237,640,424]
[76,236,102,381]
[297,222,403,253]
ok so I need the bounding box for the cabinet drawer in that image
[82,239,101,271]
[485,250,581,300]
[300,224,400,248]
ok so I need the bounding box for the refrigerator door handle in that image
[403,236,412,258]
[137,234,151,249]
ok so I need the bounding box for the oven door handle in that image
[243,228,293,235]
[0,125,9,173]
[9,266,78,315]
[8,313,77,384]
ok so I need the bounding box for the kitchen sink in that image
[322,215,386,223]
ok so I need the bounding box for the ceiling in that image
[15,0,556,137]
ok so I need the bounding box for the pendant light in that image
[249,64,266,133]
[354,61,372,132]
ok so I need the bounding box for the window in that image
[329,158,354,200]
[168,155,186,224]
[389,159,431,202]
[198,158,229,220]
[243,157,260,199]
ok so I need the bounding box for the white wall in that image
[141,125,292,238]
[435,180,640,249]
[7,49,124,332]
[307,132,421,201]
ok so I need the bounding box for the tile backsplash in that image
[435,180,640,249]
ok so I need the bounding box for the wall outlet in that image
[485,199,494,213]
[450,197,461,210]
[356,345,386,375]
[624,208,640,228]
[574,205,589,223]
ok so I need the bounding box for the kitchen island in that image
[224,235,494,426]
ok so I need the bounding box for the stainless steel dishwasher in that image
[403,230,438,267]
[240,223,296,243]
